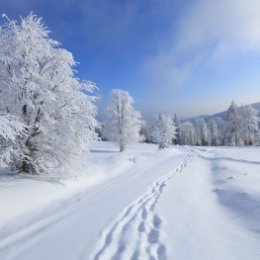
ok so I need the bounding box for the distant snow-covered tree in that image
[140,121,150,143]
[224,101,242,146]
[194,118,211,146]
[145,123,157,144]
[208,119,219,146]
[173,113,181,145]
[0,14,98,175]
[150,114,176,149]
[180,121,196,145]
[214,117,226,145]
[103,89,142,152]
[240,105,259,145]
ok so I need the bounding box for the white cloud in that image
[178,0,260,57]
[143,0,260,88]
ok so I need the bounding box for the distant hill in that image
[186,102,260,123]
[251,102,260,111]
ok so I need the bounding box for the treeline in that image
[101,99,260,150]
[142,101,260,147]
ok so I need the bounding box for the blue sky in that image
[1,0,260,118]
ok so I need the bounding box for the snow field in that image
[0,143,259,260]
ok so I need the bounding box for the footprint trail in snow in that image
[90,155,190,260]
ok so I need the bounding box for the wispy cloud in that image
[142,0,260,88]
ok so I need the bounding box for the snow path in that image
[90,155,190,260]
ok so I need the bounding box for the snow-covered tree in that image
[194,118,211,146]
[150,114,176,149]
[0,14,98,175]
[194,119,202,145]
[144,122,157,144]
[103,89,142,152]
[208,119,219,146]
[214,117,226,145]
[179,121,196,145]
[140,121,150,143]
[208,118,227,146]
[224,101,242,146]
[0,115,24,142]
[240,105,259,145]
[0,114,25,166]
[173,113,181,145]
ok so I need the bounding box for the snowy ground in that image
[0,142,260,260]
